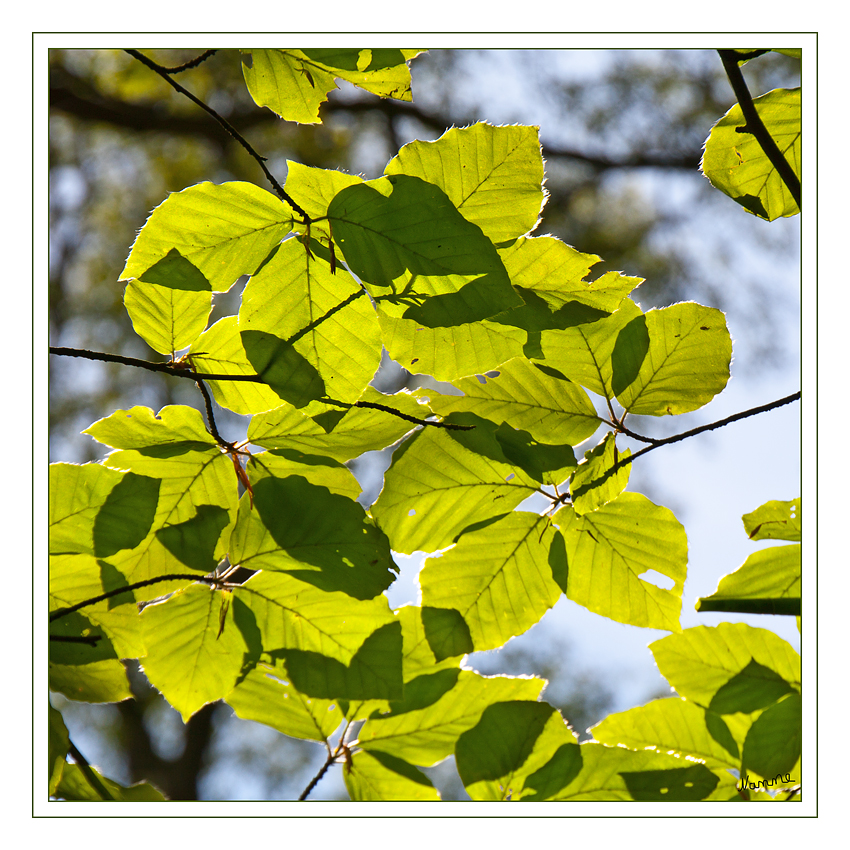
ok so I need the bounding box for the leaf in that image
[455,700,579,801]
[539,298,644,399]
[741,693,801,779]
[591,697,741,771]
[49,704,70,795]
[612,302,732,416]
[228,456,398,600]
[49,658,133,704]
[357,670,545,766]
[558,492,687,631]
[500,235,641,313]
[544,742,723,801]
[247,387,426,461]
[141,583,250,722]
[120,181,294,292]
[225,660,342,742]
[239,237,382,407]
[52,763,166,801]
[419,512,566,652]
[370,426,540,555]
[188,317,285,415]
[83,404,217,451]
[328,174,520,324]
[743,497,801,541]
[696,544,801,616]
[384,123,545,243]
[650,623,801,709]
[241,49,422,124]
[124,279,212,356]
[569,432,630,515]
[379,315,527,381]
[701,87,801,220]
[422,357,600,446]
[344,750,441,801]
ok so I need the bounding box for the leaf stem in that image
[67,740,116,801]
[717,49,801,208]
[125,49,310,221]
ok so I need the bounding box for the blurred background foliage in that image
[48,46,800,801]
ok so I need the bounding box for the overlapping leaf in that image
[239,237,382,407]
[384,123,545,243]
[419,512,566,652]
[569,432,630,515]
[357,671,545,766]
[344,750,441,801]
[422,357,600,446]
[370,426,540,555]
[558,492,687,631]
[701,87,801,220]
[455,700,580,801]
[241,49,423,124]
[120,181,294,292]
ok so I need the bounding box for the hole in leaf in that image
[408,509,416,517]
[637,569,675,591]
[505,473,515,482]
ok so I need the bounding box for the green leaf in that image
[357,670,545,766]
[612,302,732,416]
[329,174,519,322]
[545,742,724,801]
[344,750,441,801]
[591,697,741,771]
[421,357,600,446]
[229,456,398,600]
[233,571,399,699]
[558,492,687,631]
[455,700,579,801]
[48,706,70,797]
[569,432,630,515]
[396,605,472,680]
[188,317,285,415]
[49,658,133,704]
[379,316,527,381]
[247,387,427,461]
[239,237,382,407]
[741,693,801,779]
[384,123,545,243]
[49,554,144,659]
[141,583,250,721]
[120,181,294,292]
[225,660,343,742]
[743,497,801,541]
[696,544,801,616]
[52,763,166,801]
[241,49,422,124]
[83,404,217,451]
[124,280,212,357]
[649,623,801,709]
[419,512,566,652]
[370,427,539,555]
[539,298,644,399]
[499,235,641,313]
[701,87,800,220]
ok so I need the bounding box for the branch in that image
[158,50,218,74]
[193,374,229,448]
[124,49,309,221]
[49,573,229,623]
[717,50,801,208]
[49,346,473,431]
[67,740,116,801]
[611,391,801,474]
[298,751,336,801]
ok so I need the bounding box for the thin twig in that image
[194,375,229,448]
[67,740,116,801]
[124,49,309,220]
[717,50,801,208]
[611,391,801,474]
[298,751,336,801]
[159,50,218,74]
[49,634,102,646]
[49,573,229,622]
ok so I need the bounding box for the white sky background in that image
[27,26,831,826]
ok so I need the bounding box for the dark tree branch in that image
[49,573,229,623]
[717,49,801,208]
[159,50,218,74]
[67,740,116,801]
[49,634,102,646]
[611,391,801,474]
[193,374,229,448]
[298,751,336,801]
[124,49,310,220]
